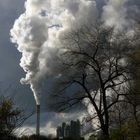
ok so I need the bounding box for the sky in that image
[0,0,24,81]
[0,0,140,137]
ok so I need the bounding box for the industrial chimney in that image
[36,104,40,138]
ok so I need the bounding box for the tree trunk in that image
[103,127,110,140]
[98,116,110,140]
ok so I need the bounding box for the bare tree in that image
[50,25,134,139]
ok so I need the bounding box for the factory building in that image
[56,120,81,139]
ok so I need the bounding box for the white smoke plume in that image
[10,0,97,105]
[102,0,140,31]
[11,0,140,104]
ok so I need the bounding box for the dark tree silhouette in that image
[0,96,33,138]
[49,25,135,139]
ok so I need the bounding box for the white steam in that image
[102,0,140,31]
[10,0,97,105]
[10,0,139,105]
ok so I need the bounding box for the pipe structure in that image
[36,104,40,138]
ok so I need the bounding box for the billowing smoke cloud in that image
[11,0,140,116]
[102,0,140,31]
[11,13,48,105]
[10,0,97,105]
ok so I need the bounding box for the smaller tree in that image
[0,96,24,137]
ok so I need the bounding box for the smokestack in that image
[36,104,40,138]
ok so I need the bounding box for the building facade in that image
[56,120,81,139]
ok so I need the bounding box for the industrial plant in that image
[56,120,81,139]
